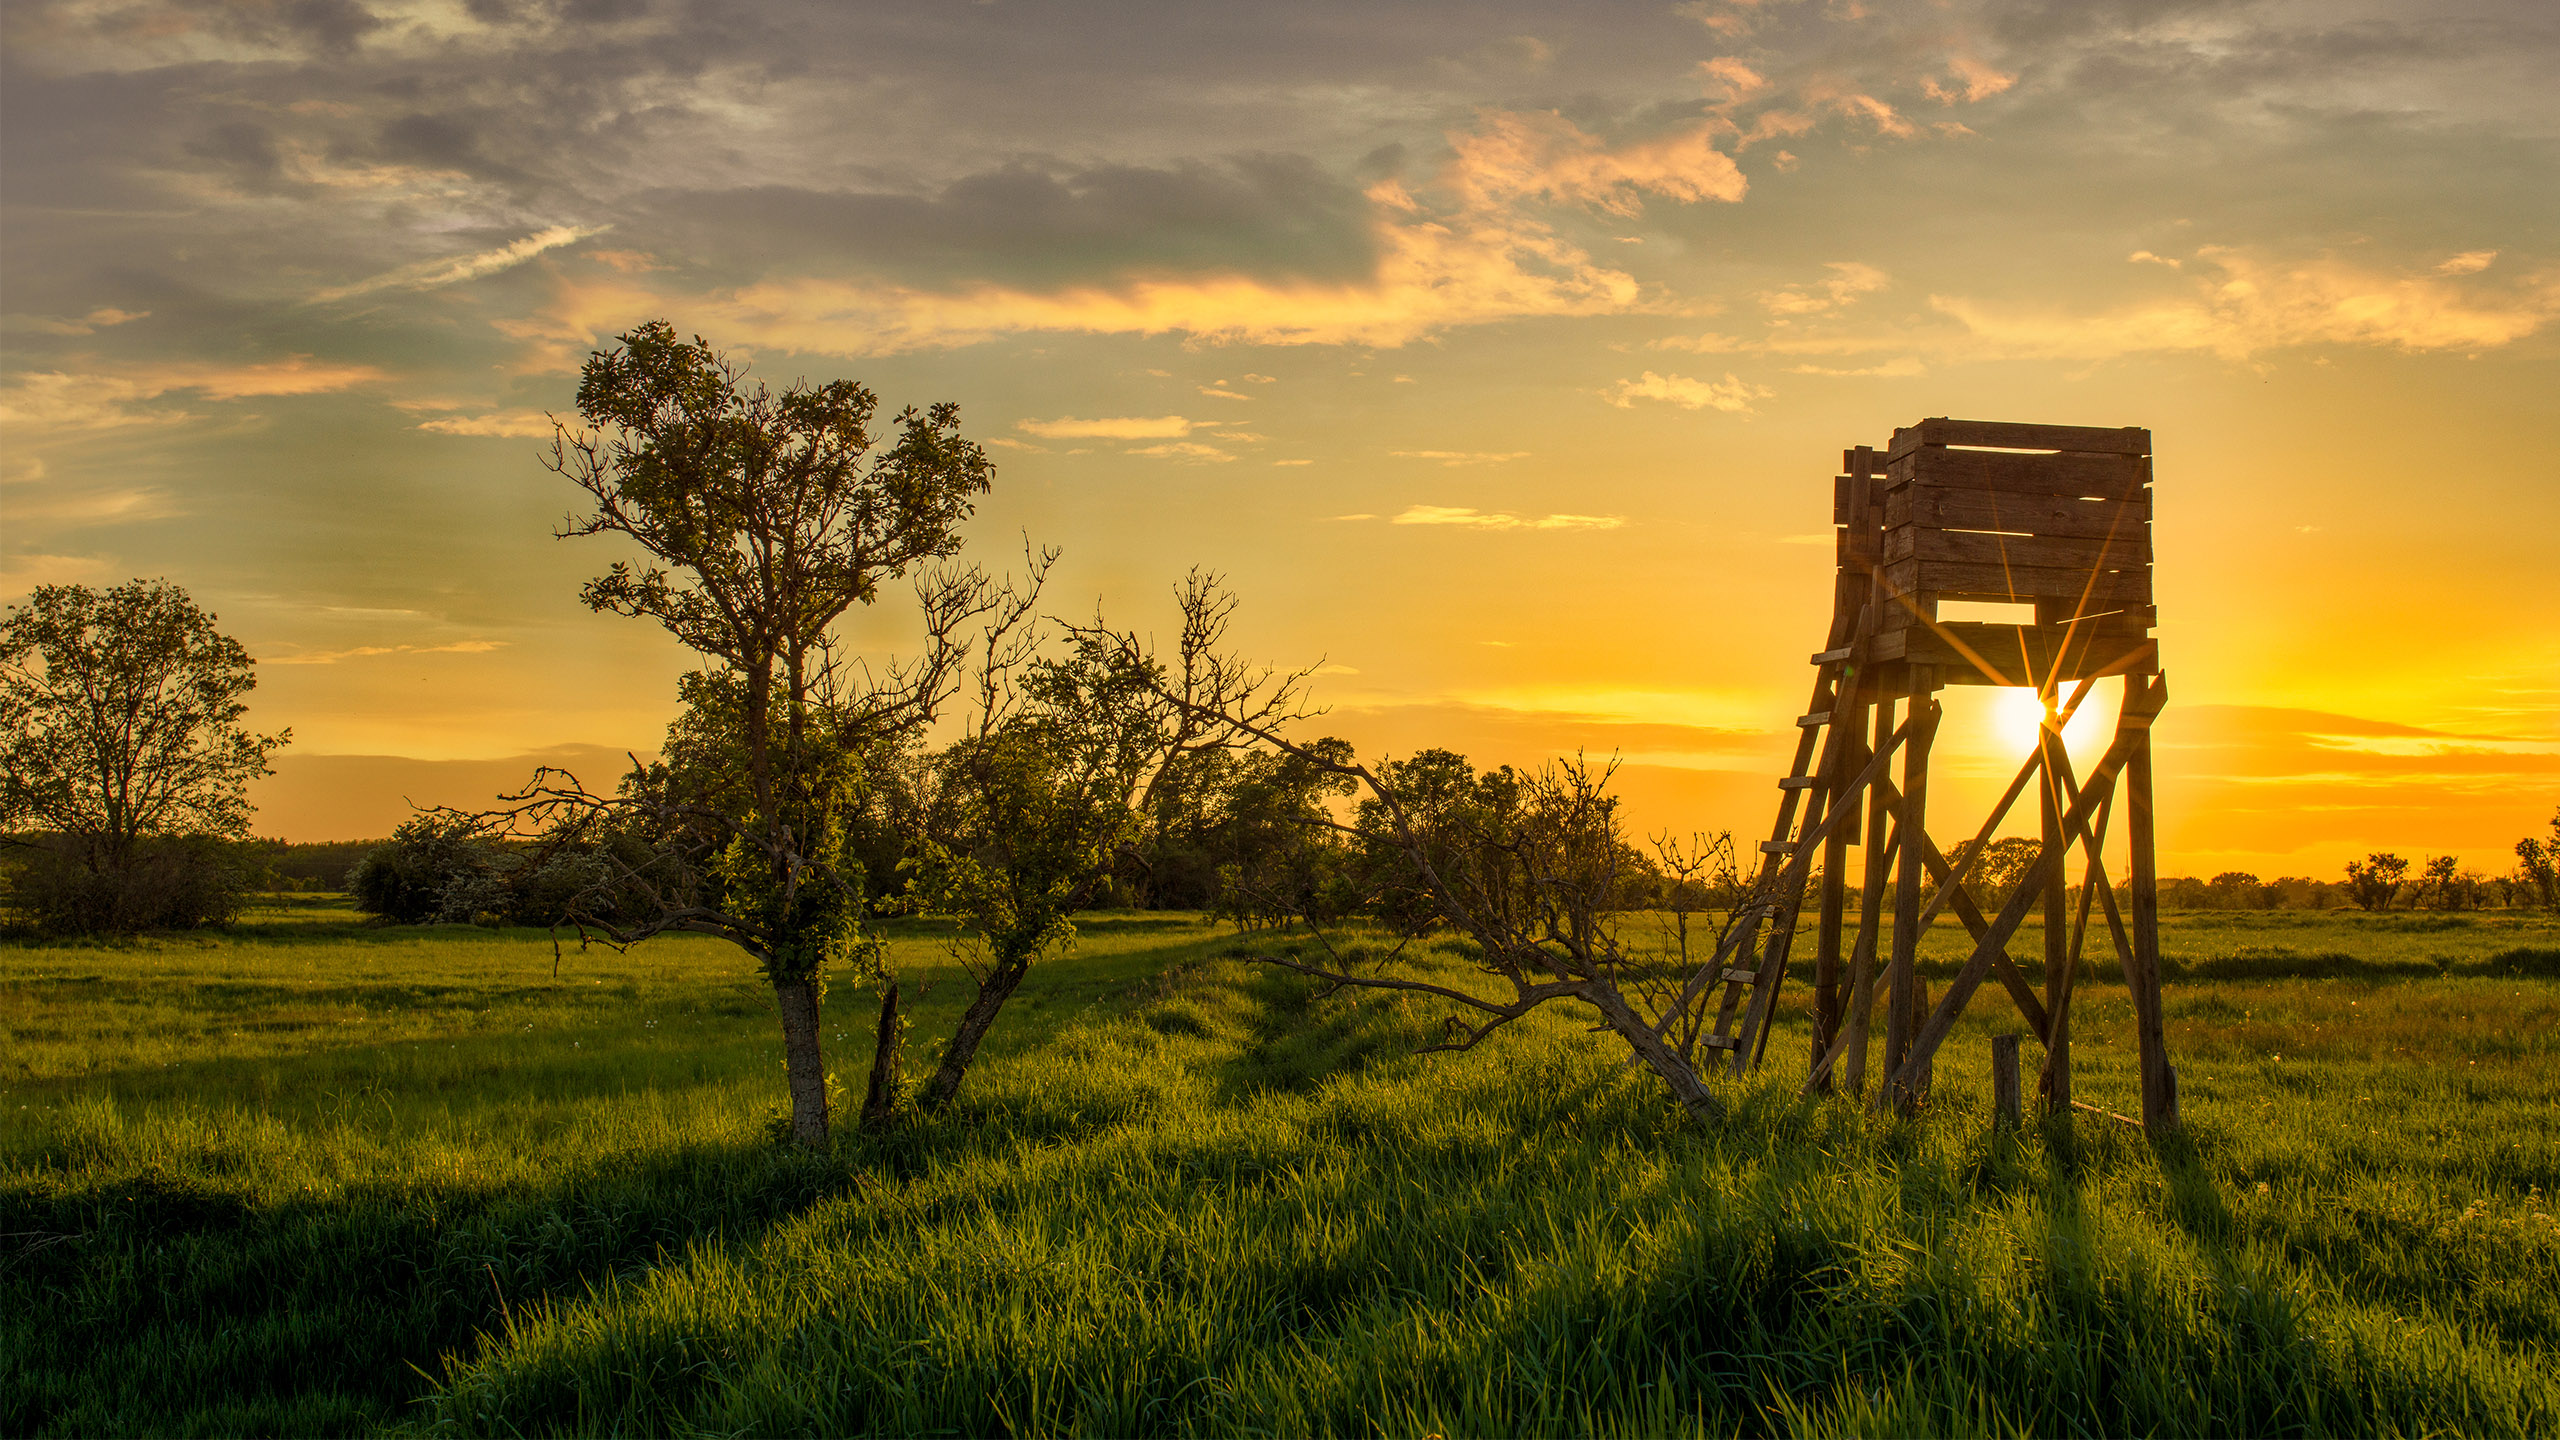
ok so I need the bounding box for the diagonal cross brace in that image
[1873,676,2167,1106]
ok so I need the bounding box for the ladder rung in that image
[1701,1034,1741,1050]
[1797,711,1831,728]
[1759,840,1796,855]
[1778,777,1818,791]
[1811,647,1853,664]
[1722,967,1760,984]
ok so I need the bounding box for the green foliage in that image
[2515,808,2560,912]
[5,907,2557,1436]
[2344,852,2409,912]
[0,579,289,934]
[2,833,255,933]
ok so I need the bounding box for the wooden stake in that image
[1992,1033,2021,1127]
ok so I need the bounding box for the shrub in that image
[2,834,254,934]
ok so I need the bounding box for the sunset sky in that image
[5,0,2555,878]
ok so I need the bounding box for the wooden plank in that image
[1905,449,2149,499]
[1701,1034,1740,1050]
[1723,967,1760,984]
[1811,646,1854,664]
[1833,478,1890,526]
[1885,527,2142,571]
[1874,627,2157,688]
[1884,557,2150,607]
[1841,445,1890,476]
[1889,418,2150,458]
[1890,486,2148,540]
[1778,776,1819,791]
[1798,711,1832,728]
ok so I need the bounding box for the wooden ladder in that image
[1693,445,1891,1072]
[1696,606,1874,1067]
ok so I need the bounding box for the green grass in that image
[4,904,2557,1436]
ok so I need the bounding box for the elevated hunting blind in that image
[1699,417,2176,1135]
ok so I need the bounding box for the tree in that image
[2514,807,2560,912]
[2343,852,2408,912]
[909,570,1311,1109]
[0,580,288,932]
[503,321,998,1146]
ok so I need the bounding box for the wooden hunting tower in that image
[1693,417,2177,1134]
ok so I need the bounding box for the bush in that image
[348,816,653,928]
[2,834,254,934]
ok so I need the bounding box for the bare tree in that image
[480,320,1001,1147]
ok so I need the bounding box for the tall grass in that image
[4,906,2555,1435]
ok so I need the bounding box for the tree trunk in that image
[774,974,829,1146]
[919,960,1030,1110]
[860,982,904,1128]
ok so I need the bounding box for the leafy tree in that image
[2207,871,2273,909]
[1206,738,1359,930]
[2343,852,2408,912]
[2515,807,2560,912]
[502,321,998,1146]
[0,580,288,932]
[911,570,1309,1108]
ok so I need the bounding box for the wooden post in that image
[1991,1033,2021,1127]
[2125,673,2177,1133]
[1840,696,1898,1094]
[2038,690,2073,1114]
[1883,675,1939,1112]
[1809,701,1862,1086]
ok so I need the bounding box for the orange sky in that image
[5,1,2555,878]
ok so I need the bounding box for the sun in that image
[1991,687,2052,756]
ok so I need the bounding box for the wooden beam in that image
[1886,527,2145,571]
[1900,447,2151,498]
[2039,696,2073,1115]
[2125,673,2177,1133]
[1888,418,2151,458]
[1883,558,2151,609]
[1833,695,1898,1093]
[1881,675,1941,1110]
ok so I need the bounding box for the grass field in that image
[4,902,2557,1436]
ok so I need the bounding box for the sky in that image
[4,0,2556,879]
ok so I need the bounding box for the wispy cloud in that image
[1018,414,1196,439]
[414,409,555,438]
[1933,247,2560,359]
[2,307,149,336]
[0,357,388,433]
[1127,441,1234,462]
[310,224,608,304]
[1385,505,1624,531]
[1759,261,1888,317]
[264,640,509,666]
[1391,449,1530,466]
[1605,371,1772,412]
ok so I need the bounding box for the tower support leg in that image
[1882,673,1940,1113]
[2125,674,2177,1134]
[2039,690,2074,1114]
